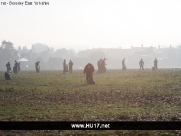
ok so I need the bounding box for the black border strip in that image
[0,121,181,130]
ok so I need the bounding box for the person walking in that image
[122,58,126,71]
[139,58,144,70]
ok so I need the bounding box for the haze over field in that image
[1,0,181,51]
[1,40,181,71]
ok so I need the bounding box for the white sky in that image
[0,0,181,50]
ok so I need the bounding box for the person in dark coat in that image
[35,61,40,73]
[84,63,95,85]
[154,58,158,70]
[5,72,11,80]
[69,60,73,73]
[6,62,11,73]
[97,59,102,73]
[13,60,18,74]
[139,58,144,70]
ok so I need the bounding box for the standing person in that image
[6,62,11,73]
[63,59,67,74]
[84,63,95,84]
[13,60,18,74]
[69,60,73,73]
[122,58,126,71]
[35,61,40,73]
[154,58,158,70]
[97,59,101,73]
[101,58,107,73]
[139,58,144,70]
[18,62,21,71]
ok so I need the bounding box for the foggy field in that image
[1,69,181,135]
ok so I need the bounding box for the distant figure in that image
[6,62,11,73]
[35,61,40,73]
[84,63,95,85]
[139,59,144,70]
[63,59,68,74]
[97,59,102,73]
[18,62,21,71]
[13,60,18,74]
[122,58,126,71]
[69,60,73,73]
[101,58,106,73]
[5,72,11,80]
[154,58,158,70]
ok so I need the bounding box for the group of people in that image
[97,58,106,73]
[64,57,158,86]
[122,58,158,71]
[5,60,21,80]
[36,60,74,74]
[63,59,95,84]
[5,60,40,80]
[63,60,73,74]
[6,60,21,74]
[4,58,159,86]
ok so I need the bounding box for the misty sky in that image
[0,0,181,50]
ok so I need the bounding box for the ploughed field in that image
[1,69,181,121]
[0,69,181,135]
